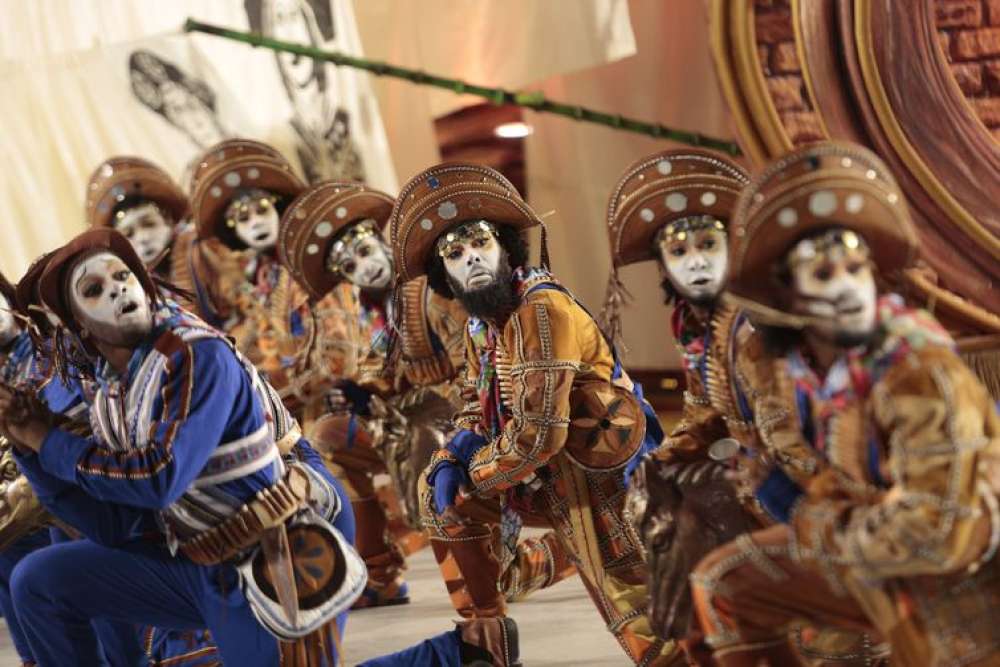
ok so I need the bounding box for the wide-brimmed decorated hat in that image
[85,156,189,230]
[0,271,15,312]
[389,162,542,283]
[38,228,158,343]
[728,141,918,315]
[278,180,395,300]
[189,139,305,241]
[600,149,749,344]
[606,149,749,269]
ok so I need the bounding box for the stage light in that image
[494,122,533,139]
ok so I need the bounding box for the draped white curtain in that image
[1,0,732,369]
[0,0,397,276]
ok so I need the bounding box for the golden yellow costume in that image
[691,142,1000,667]
[393,163,682,666]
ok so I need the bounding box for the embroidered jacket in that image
[780,296,1000,663]
[444,269,637,494]
[357,276,467,397]
[16,305,295,547]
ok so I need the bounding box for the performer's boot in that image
[351,495,410,609]
[457,617,522,667]
[501,530,576,602]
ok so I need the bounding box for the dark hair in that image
[109,196,162,226]
[426,223,529,298]
[215,189,292,251]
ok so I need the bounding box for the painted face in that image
[657,223,728,304]
[226,193,280,251]
[327,221,393,291]
[68,252,153,347]
[438,221,503,292]
[0,295,18,347]
[787,229,877,347]
[114,203,174,266]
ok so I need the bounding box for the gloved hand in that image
[430,462,468,515]
[446,430,487,467]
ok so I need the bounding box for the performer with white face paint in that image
[689,141,1000,667]
[85,156,189,278]
[361,163,680,667]
[182,140,361,412]
[603,149,882,664]
[0,228,363,667]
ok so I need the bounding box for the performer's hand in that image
[432,464,469,517]
[0,386,52,454]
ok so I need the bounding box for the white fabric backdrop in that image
[0,0,397,276]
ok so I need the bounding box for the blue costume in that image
[0,332,145,666]
[11,304,361,666]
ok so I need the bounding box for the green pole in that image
[183,18,742,156]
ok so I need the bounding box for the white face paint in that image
[0,295,18,347]
[439,222,503,292]
[226,194,280,251]
[68,252,153,348]
[329,228,393,291]
[658,226,728,304]
[788,233,877,347]
[114,203,174,266]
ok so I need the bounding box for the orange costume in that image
[690,142,1000,667]
[393,163,682,666]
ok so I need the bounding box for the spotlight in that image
[494,122,533,139]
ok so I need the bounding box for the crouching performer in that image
[690,142,1000,666]
[365,163,681,666]
[1,228,365,666]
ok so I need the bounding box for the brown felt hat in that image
[189,140,305,241]
[38,229,157,341]
[389,162,541,283]
[85,156,189,230]
[728,141,918,311]
[15,251,59,334]
[606,149,749,268]
[278,180,395,300]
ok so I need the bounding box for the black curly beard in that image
[447,254,520,322]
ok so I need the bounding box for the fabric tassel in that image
[538,221,552,271]
[598,268,633,353]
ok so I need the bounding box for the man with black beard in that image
[689,142,1000,666]
[361,163,682,666]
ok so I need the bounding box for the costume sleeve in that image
[16,452,155,546]
[468,292,584,493]
[735,335,822,486]
[37,338,249,510]
[792,348,1000,579]
[652,371,728,464]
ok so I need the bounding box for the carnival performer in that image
[84,156,189,280]
[278,180,576,609]
[180,139,363,426]
[690,141,1000,667]
[2,228,364,666]
[364,163,681,666]
[602,149,759,642]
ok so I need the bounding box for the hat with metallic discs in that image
[728,140,918,313]
[600,149,749,343]
[389,162,543,283]
[85,156,189,230]
[278,180,395,300]
[606,148,749,269]
[189,139,305,241]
